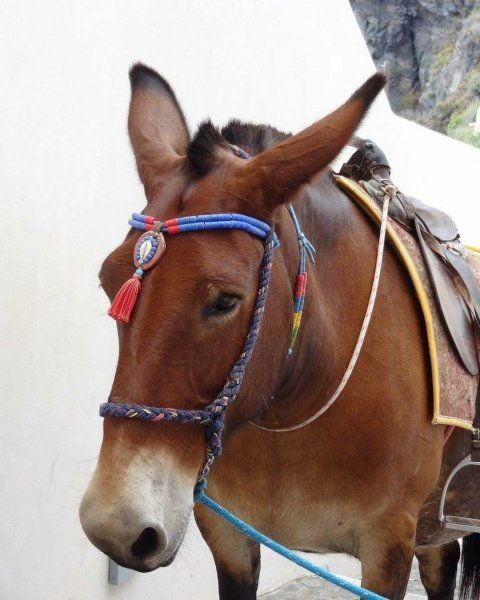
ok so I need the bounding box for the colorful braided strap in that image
[287,204,315,355]
[102,231,277,486]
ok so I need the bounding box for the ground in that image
[260,559,459,599]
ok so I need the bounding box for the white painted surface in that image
[0,1,478,599]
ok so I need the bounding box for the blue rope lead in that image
[195,491,388,600]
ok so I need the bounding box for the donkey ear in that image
[244,72,386,208]
[128,63,190,193]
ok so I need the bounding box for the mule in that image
[79,64,480,599]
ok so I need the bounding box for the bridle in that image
[100,198,316,489]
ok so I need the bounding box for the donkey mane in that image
[221,119,291,155]
[187,119,291,175]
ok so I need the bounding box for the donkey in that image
[80,64,480,599]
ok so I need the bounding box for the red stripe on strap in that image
[294,276,303,298]
[295,273,307,298]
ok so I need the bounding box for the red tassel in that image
[108,274,142,323]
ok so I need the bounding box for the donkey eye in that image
[207,294,240,316]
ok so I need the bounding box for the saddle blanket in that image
[336,176,480,430]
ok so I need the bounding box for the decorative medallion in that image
[134,231,166,270]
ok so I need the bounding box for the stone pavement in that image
[260,559,460,599]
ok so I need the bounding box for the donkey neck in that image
[253,171,381,429]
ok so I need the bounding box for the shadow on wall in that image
[350,0,480,149]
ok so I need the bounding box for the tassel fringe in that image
[108,274,142,323]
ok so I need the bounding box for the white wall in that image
[1,1,478,599]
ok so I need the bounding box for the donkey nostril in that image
[130,527,161,559]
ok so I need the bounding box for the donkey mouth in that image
[108,529,186,573]
[106,546,179,573]
[155,529,187,568]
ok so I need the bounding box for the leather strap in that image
[415,219,479,376]
[420,228,480,319]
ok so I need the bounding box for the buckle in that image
[473,427,480,446]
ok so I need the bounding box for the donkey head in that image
[79,64,385,571]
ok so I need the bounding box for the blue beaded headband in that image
[130,212,270,238]
[108,211,272,323]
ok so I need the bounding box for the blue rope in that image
[195,490,388,600]
[287,203,316,263]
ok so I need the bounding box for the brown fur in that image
[82,64,479,599]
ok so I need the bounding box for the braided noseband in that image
[101,227,276,488]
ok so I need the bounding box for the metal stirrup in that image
[438,453,480,533]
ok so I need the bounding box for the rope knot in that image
[382,183,397,200]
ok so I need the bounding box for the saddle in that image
[341,141,480,534]
[340,139,480,378]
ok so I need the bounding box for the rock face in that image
[350,0,480,147]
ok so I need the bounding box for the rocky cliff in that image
[350,0,480,147]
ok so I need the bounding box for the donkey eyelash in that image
[204,293,242,318]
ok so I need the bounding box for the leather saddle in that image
[340,138,480,376]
